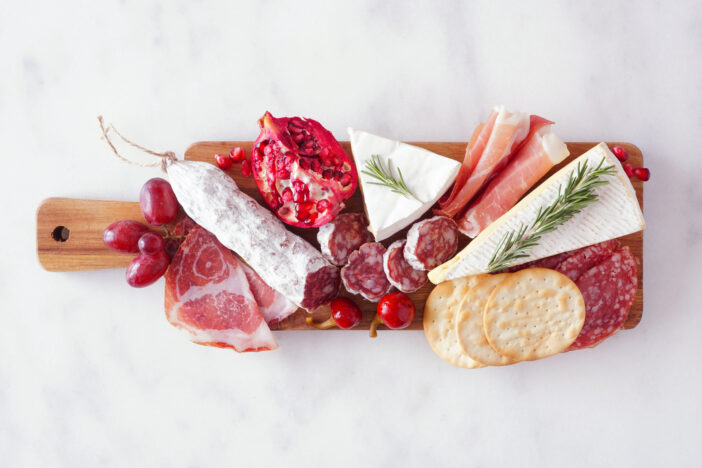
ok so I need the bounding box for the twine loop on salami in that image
[97,116,177,173]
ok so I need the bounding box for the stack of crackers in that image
[424,268,586,368]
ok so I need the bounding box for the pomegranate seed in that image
[633,167,650,181]
[611,145,628,162]
[316,199,331,213]
[323,169,333,179]
[290,117,305,128]
[322,157,334,167]
[229,146,246,163]
[284,155,295,169]
[263,144,273,156]
[332,156,340,166]
[293,133,305,144]
[333,171,343,181]
[292,180,304,192]
[277,169,291,180]
[299,158,310,170]
[241,160,252,177]
[320,148,330,159]
[310,159,321,172]
[304,140,315,149]
[279,206,291,217]
[623,163,634,177]
[294,201,315,221]
[214,153,233,170]
[281,187,293,202]
[339,173,353,186]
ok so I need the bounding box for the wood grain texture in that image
[37,141,643,332]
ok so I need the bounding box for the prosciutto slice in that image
[456,122,568,237]
[435,106,529,218]
[164,225,277,352]
[240,262,299,326]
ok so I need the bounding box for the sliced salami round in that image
[555,239,620,282]
[567,246,637,351]
[341,242,393,302]
[317,213,374,266]
[383,240,427,293]
[404,216,459,271]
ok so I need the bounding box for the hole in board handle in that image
[51,226,70,242]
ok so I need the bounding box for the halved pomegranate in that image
[252,112,358,227]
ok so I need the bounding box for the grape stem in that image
[305,316,336,329]
[369,315,382,338]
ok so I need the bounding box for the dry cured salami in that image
[555,239,619,282]
[567,246,637,351]
[317,213,374,266]
[341,242,393,302]
[404,216,459,271]
[167,160,340,310]
[383,240,427,293]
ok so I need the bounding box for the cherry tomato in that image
[306,297,362,330]
[370,291,415,337]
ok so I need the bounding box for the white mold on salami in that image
[383,240,427,293]
[341,242,393,302]
[404,216,459,271]
[317,213,373,266]
[166,160,339,310]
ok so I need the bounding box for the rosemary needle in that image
[361,154,419,201]
[487,157,616,272]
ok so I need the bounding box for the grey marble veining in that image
[2,0,702,466]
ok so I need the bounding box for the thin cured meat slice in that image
[567,246,637,351]
[240,262,299,326]
[317,213,374,266]
[506,251,572,272]
[167,160,340,310]
[404,216,459,271]
[383,240,427,293]
[341,242,393,302]
[457,123,568,237]
[164,226,277,352]
[435,106,529,218]
[555,239,620,282]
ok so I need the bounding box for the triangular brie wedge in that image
[348,129,460,241]
[428,143,645,283]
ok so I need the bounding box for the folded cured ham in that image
[240,263,298,325]
[164,225,277,352]
[457,123,569,237]
[435,106,530,218]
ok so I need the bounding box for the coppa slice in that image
[429,143,645,282]
[341,242,393,302]
[568,247,637,350]
[164,226,277,352]
[240,262,298,326]
[455,274,514,366]
[423,277,484,369]
[317,212,374,266]
[347,129,460,241]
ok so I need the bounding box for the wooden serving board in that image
[37,142,644,331]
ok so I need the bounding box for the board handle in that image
[36,197,152,272]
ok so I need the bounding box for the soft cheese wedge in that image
[348,129,461,241]
[428,143,644,283]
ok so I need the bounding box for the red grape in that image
[103,220,150,253]
[138,232,165,255]
[370,292,415,337]
[164,238,181,260]
[125,251,170,288]
[140,178,178,225]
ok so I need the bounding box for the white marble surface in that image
[2,1,702,466]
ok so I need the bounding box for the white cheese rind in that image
[348,129,460,241]
[428,143,645,283]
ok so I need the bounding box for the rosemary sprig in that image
[487,157,616,272]
[361,154,419,201]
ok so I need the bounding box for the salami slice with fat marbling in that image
[317,213,374,266]
[555,239,620,282]
[341,242,393,302]
[383,240,427,293]
[404,216,459,271]
[567,246,637,351]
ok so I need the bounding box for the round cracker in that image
[483,268,585,361]
[423,277,484,369]
[456,273,515,366]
